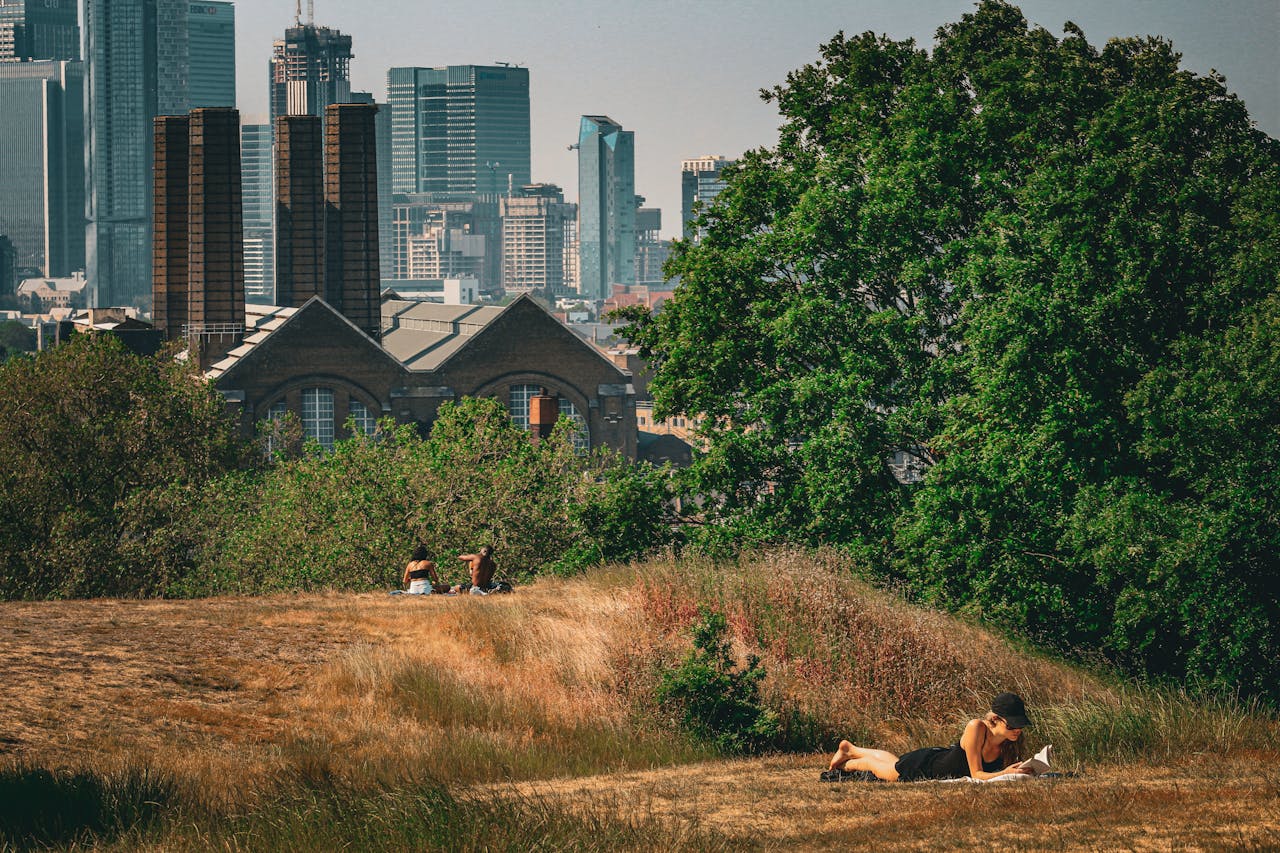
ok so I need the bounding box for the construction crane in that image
[293,0,315,26]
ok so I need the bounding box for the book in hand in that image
[1015,744,1054,776]
[985,744,1055,781]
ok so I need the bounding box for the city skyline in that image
[228,0,1279,241]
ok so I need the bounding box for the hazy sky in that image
[234,1,1279,239]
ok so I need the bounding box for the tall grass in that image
[0,767,736,853]
[629,547,1280,765]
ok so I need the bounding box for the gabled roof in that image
[207,298,402,382]
[381,294,630,377]
[380,300,506,371]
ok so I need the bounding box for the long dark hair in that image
[411,544,429,562]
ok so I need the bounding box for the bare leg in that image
[829,741,901,781]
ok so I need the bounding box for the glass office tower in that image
[680,155,733,239]
[0,60,85,277]
[0,0,79,61]
[83,0,188,310]
[188,0,235,109]
[387,65,530,199]
[576,115,634,301]
[240,123,274,303]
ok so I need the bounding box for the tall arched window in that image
[301,387,335,449]
[348,399,377,435]
[508,384,589,452]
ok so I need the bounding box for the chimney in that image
[275,114,325,307]
[323,102,381,340]
[152,115,190,341]
[529,389,559,441]
[187,108,245,369]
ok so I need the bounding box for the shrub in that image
[656,605,780,754]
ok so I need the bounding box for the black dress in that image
[894,743,1004,781]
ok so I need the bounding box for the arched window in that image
[265,400,288,455]
[508,384,589,452]
[348,399,377,435]
[301,387,335,449]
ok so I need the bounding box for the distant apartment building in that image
[83,0,189,311]
[500,184,577,295]
[269,22,352,128]
[387,64,531,199]
[634,204,671,286]
[390,195,501,292]
[0,60,85,277]
[0,0,78,60]
[240,123,274,303]
[187,1,235,109]
[577,115,636,301]
[681,155,734,239]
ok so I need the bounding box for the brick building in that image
[207,294,637,456]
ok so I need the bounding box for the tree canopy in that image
[620,1,1280,697]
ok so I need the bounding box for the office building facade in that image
[0,60,85,277]
[0,0,78,60]
[269,23,351,127]
[187,0,235,109]
[387,65,530,199]
[680,155,733,239]
[500,184,576,295]
[240,123,274,302]
[83,0,189,310]
[576,115,635,301]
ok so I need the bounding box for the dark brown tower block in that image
[188,108,245,368]
[275,114,325,307]
[152,115,190,341]
[324,102,381,340]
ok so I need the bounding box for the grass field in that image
[2,551,1277,850]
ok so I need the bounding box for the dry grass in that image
[2,552,1278,850]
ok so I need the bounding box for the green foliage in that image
[0,320,35,361]
[179,397,680,595]
[0,766,174,850]
[622,1,1280,699]
[656,606,780,754]
[0,334,245,598]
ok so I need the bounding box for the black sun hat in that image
[991,692,1032,729]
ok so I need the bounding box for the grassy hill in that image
[2,551,1277,850]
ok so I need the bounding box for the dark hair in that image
[411,544,429,562]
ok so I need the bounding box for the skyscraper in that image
[576,115,635,301]
[240,123,274,303]
[83,0,188,310]
[268,22,352,128]
[680,155,733,239]
[0,60,85,277]
[0,0,78,61]
[188,1,235,109]
[387,65,530,198]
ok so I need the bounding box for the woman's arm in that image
[403,563,413,585]
[426,560,440,584]
[960,719,1029,780]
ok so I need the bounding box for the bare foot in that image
[829,740,856,771]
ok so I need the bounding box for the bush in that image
[656,606,780,754]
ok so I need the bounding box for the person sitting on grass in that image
[458,545,498,595]
[822,692,1032,782]
[398,544,439,595]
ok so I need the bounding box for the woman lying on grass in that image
[823,692,1032,782]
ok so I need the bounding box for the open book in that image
[986,744,1054,781]
[943,744,1055,783]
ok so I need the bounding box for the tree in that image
[621,1,1280,696]
[0,334,246,598]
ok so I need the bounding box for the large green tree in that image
[621,2,1280,695]
[0,334,245,598]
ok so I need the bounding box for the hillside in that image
[2,556,1278,850]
